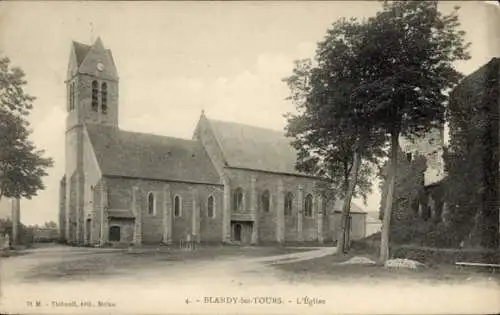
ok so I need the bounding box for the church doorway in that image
[234,223,242,242]
[231,221,252,244]
[109,226,121,242]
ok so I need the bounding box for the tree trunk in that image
[337,146,362,254]
[379,129,399,263]
[11,197,20,246]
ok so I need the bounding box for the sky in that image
[0,1,499,225]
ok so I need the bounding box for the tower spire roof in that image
[67,36,118,81]
[93,36,105,50]
[71,41,92,67]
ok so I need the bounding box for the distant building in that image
[399,127,446,187]
[422,57,499,226]
[365,212,382,237]
[59,38,366,246]
[33,227,59,243]
[383,57,500,247]
[379,131,444,224]
[400,127,447,223]
[331,200,368,241]
[443,57,499,246]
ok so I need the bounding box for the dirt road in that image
[0,245,498,314]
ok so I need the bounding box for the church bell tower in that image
[62,37,118,244]
[66,37,119,129]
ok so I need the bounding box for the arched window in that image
[174,195,182,217]
[321,197,327,216]
[304,194,313,217]
[284,192,293,216]
[260,190,270,212]
[91,80,99,112]
[232,188,243,212]
[147,192,155,215]
[207,195,215,218]
[101,82,108,114]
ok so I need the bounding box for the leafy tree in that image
[284,19,386,254]
[350,1,470,262]
[0,218,33,246]
[0,56,53,201]
[285,1,470,259]
[0,218,12,236]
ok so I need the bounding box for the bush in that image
[349,233,500,266]
[392,245,500,265]
[350,233,382,258]
[389,216,464,248]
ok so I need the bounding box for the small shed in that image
[330,200,367,242]
[365,212,382,236]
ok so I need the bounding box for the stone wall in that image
[85,172,370,246]
[284,214,298,242]
[66,74,119,128]
[199,187,224,243]
[82,126,103,245]
[224,168,332,243]
[65,173,77,243]
[105,176,223,244]
[108,219,134,244]
[91,179,103,245]
[58,176,66,242]
[400,127,445,186]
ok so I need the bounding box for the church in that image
[58,38,367,246]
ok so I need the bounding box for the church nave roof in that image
[86,124,221,185]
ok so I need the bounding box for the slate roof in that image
[69,38,118,80]
[86,124,221,185]
[72,41,92,67]
[451,57,499,97]
[206,118,303,176]
[333,199,366,214]
[366,212,381,223]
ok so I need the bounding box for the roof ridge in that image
[120,129,197,143]
[73,40,91,47]
[207,118,287,136]
[87,124,197,144]
[77,39,102,73]
[71,41,93,69]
